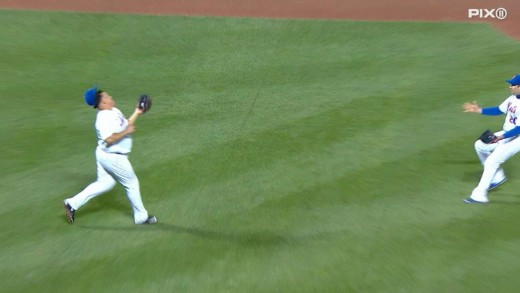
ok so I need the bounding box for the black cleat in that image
[63,202,75,223]
[145,216,157,224]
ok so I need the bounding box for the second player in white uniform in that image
[63,87,156,224]
[463,75,520,203]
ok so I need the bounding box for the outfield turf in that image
[2,9,520,292]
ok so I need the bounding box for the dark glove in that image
[479,129,496,144]
[138,94,152,113]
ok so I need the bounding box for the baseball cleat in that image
[488,178,507,191]
[145,216,157,224]
[63,202,75,223]
[463,198,488,204]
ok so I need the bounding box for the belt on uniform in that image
[101,149,129,155]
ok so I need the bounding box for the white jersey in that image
[95,107,132,154]
[499,95,520,132]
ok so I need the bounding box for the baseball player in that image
[463,74,520,203]
[63,86,157,224]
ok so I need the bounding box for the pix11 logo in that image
[468,8,508,20]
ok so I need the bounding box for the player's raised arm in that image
[127,108,142,126]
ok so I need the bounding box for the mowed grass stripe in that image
[144,106,476,212]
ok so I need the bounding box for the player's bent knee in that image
[475,140,493,152]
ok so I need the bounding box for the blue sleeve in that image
[481,107,503,115]
[503,126,520,138]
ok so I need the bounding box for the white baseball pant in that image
[470,130,520,202]
[65,148,150,224]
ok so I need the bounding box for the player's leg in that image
[65,158,116,211]
[101,154,150,224]
[474,133,506,186]
[470,137,520,201]
[474,139,497,164]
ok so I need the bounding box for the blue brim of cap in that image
[506,75,520,85]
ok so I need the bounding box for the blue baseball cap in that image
[506,75,520,86]
[84,86,99,107]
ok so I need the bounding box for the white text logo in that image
[468,8,507,20]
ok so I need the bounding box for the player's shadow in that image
[488,191,520,204]
[86,193,129,215]
[79,222,325,246]
[488,199,520,204]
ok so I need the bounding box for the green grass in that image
[1,9,520,292]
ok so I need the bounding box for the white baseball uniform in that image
[65,107,150,224]
[470,95,520,202]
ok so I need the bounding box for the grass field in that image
[2,9,520,292]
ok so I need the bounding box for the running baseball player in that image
[63,86,157,224]
[463,74,520,203]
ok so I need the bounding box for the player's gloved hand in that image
[491,135,504,144]
[479,129,497,144]
[137,95,152,114]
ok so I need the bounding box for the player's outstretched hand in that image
[463,101,481,113]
